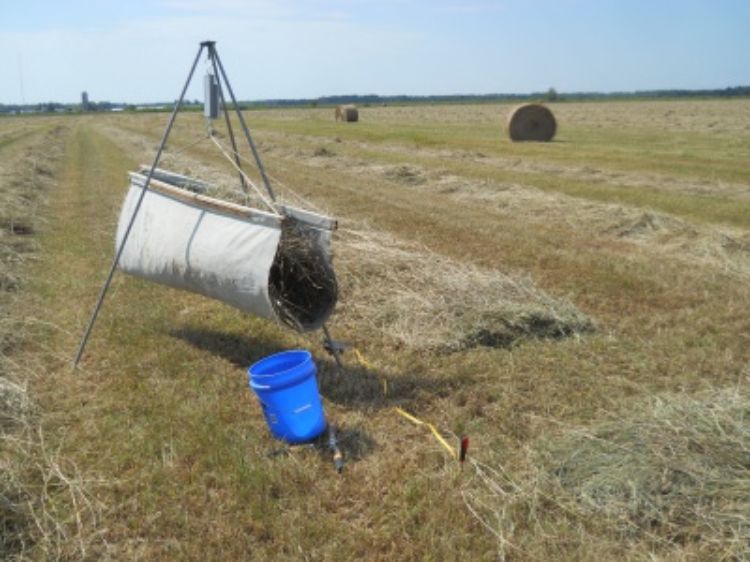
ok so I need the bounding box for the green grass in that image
[300,139,750,229]
[110,105,750,228]
[241,111,750,184]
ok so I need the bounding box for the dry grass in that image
[7,100,747,559]
[383,164,427,185]
[334,225,593,351]
[539,387,750,555]
[1,407,104,560]
[461,386,750,561]
[0,376,30,430]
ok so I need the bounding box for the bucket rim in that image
[248,349,314,391]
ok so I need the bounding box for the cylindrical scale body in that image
[204,73,220,119]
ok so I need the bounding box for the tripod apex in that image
[200,40,216,47]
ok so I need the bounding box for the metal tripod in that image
[73,40,341,368]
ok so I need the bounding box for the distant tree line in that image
[0,100,125,114]
[2,86,748,115]
[0,100,205,115]
[243,86,750,109]
[562,85,750,101]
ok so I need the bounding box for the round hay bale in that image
[335,105,359,122]
[507,103,556,142]
[344,106,359,122]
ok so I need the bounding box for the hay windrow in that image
[507,103,557,142]
[94,120,592,349]
[1,124,102,559]
[537,388,750,555]
[312,146,336,158]
[334,226,593,351]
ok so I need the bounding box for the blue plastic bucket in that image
[248,350,326,443]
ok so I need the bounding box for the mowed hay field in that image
[3,99,750,560]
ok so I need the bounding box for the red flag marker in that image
[460,436,470,466]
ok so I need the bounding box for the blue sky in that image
[0,0,748,104]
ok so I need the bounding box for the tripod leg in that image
[208,46,247,200]
[212,49,277,203]
[73,43,206,368]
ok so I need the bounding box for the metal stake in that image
[322,324,343,369]
[73,43,206,367]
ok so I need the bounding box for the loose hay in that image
[507,103,557,142]
[606,211,750,277]
[269,219,338,331]
[0,377,30,430]
[384,165,426,186]
[334,226,592,351]
[538,388,750,556]
[312,146,336,158]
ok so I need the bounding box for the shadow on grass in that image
[268,424,377,468]
[318,424,377,468]
[169,326,449,410]
[170,326,281,370]
[171,326,459,468]
[171,326,396,466]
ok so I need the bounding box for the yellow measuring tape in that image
[353,348,457,460]
[353,348,388,396]
[393,407,459,460]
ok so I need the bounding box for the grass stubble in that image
[2,98,750,559]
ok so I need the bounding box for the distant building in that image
[81,91,90,111]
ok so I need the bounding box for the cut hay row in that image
[0,125,101,560]
[539,387,750,557]
[259,124,750,203]
[96,123,593,351]
[333,226,593,351]
[257,132,750,280]
[507,103,557,142]
[0,127,67,342]
[463,387,750,560]
[441,179,750,278]
[129,98,749,135]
